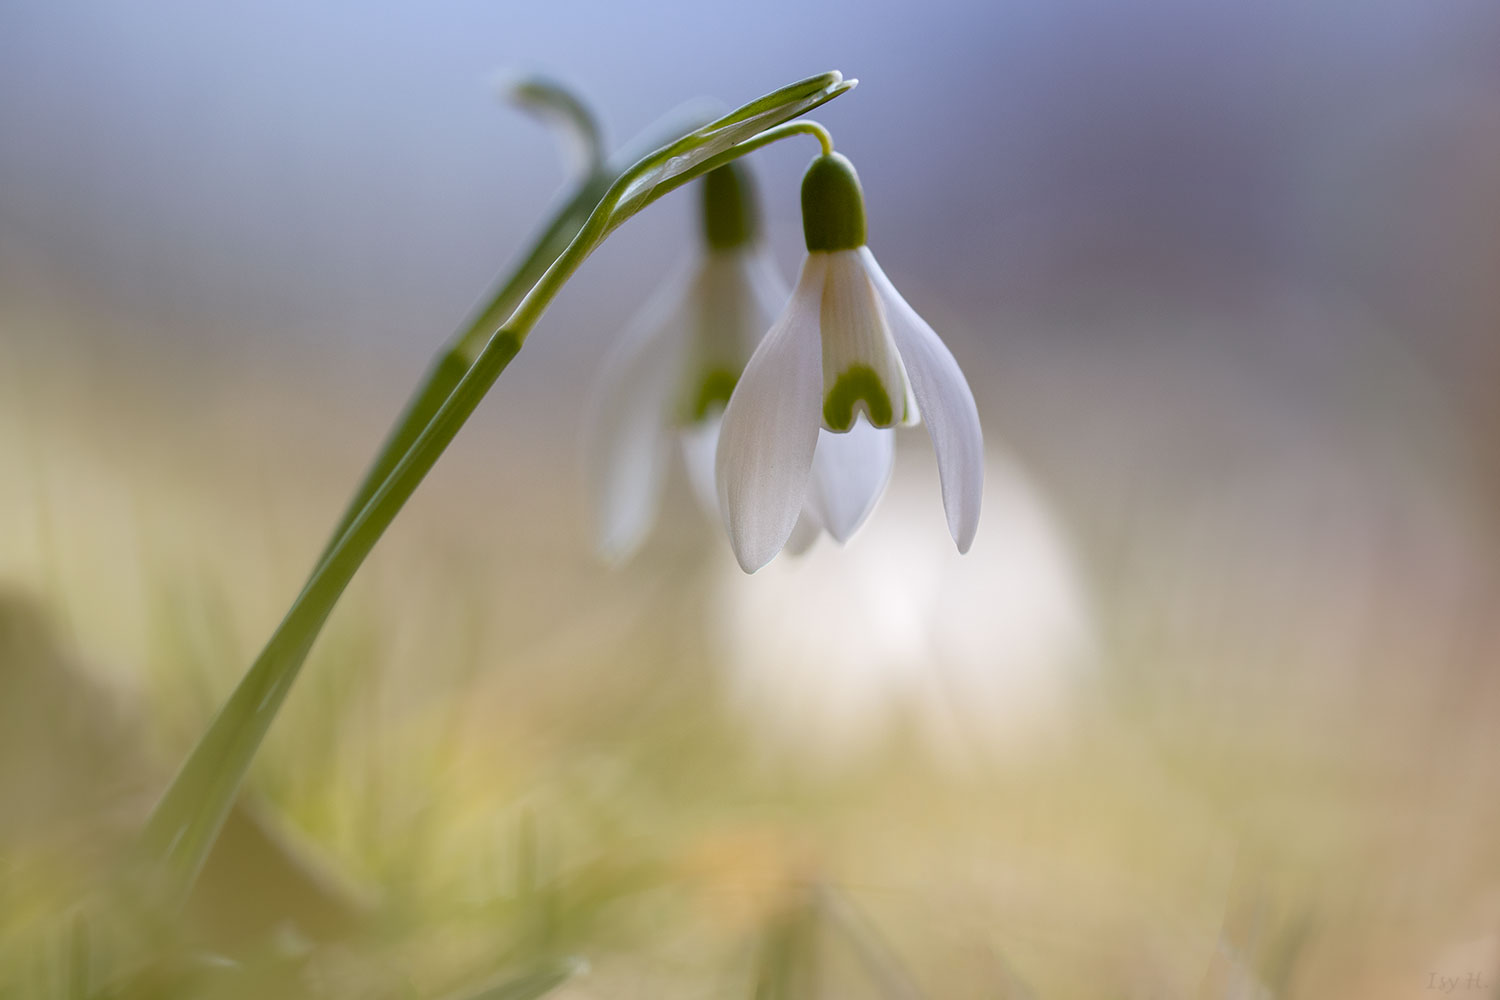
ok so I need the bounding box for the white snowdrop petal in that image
[783,509,824,556]
[859,247,984,552]
[685,417,825,555]
[715,255,828,572]
[583,264,694,562]
[678,418,722,522]
[808,420,895,544]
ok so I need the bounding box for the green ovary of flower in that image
[823,364,893,431]
[687,368,740,423]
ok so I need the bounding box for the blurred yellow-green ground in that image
[6,2,1500,998]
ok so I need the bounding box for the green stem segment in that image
[137,326,525,907]
[134,74,851,913]
[312,94,742,567]
[311,167,613,571]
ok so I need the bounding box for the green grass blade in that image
[135,330,523,911]
[447,959,584,1000]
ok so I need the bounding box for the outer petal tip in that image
[955,520,977,555]
[731,543,772,574]
[949,438,983,554]
[858,248,984,555]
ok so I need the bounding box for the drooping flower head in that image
[716,152,984,573]
[585,161,790,561]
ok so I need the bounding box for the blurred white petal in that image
[582,265,693,562]
[680,248,783,410]
[860,247,984,553]
[807,419,895,544]
[784,508,823,556]
[740,243,792,321]
[678,417,721,522]
[713,453,1093,768]
[715,255,827,573]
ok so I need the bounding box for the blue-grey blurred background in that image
[6,0,1500,524]
[5,2,1500,996]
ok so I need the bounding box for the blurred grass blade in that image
[60,910,89,1000]
[447,958,585,1000]
[816,884,925,1000]
[753,897,820,999]
[516,809,558,957]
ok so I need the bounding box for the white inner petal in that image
[807,419,896,544]
[818,250,909,431]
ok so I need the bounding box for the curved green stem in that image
[309,167,612,572]
[310,96,729,574]
[607,121,836,235]
[133,74,850,913]
[504,73,607,176]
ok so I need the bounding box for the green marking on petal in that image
[688,368,740,422]
[823,364,893,430]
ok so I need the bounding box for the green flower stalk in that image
[132,70,856,912]
[310,77,709,573]
[584,159,802,562]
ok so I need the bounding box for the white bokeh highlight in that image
[711,447,1096,768]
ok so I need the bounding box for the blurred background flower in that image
[3,0,1500,996]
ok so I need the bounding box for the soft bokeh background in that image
[4,1,1500,997]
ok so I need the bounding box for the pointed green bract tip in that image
[801,152,867,252]
[701,161,759,250]
[823,364,893,430]
[500,72,605,174]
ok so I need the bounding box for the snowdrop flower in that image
[585,161,799,562]
[715,152,984,572]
